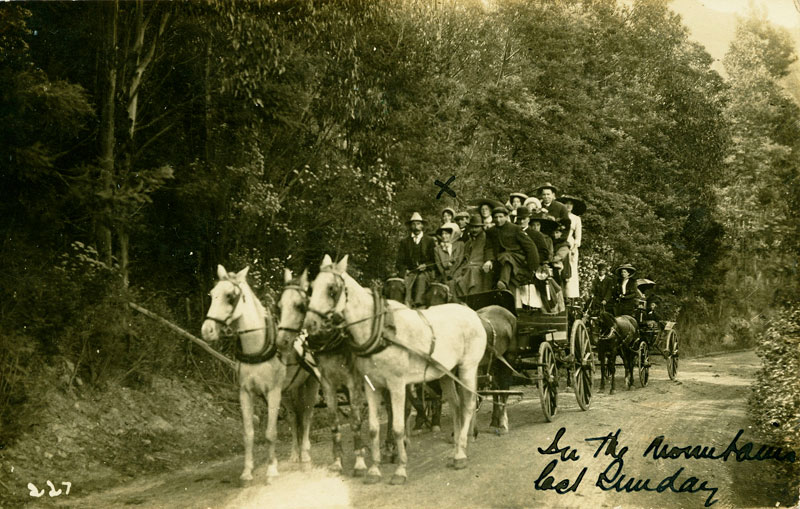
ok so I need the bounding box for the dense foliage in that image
[0,0,798,449]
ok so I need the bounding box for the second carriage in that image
[463,289,595,422]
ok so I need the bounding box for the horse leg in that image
[363,383,383,484]
[347,378,367,477]
[239,388,256,482]
[388,382,409,485]
[598,344,606,391]
[321,377,344,472]
[608,350,616,395]
[429,381,442,433]
[441,377,460,447]
[453,368,478,469]
[297,377,318,469]
[264,387,281,480]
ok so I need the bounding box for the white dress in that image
[565,212,582,298]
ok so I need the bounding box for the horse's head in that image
[202,265,250,343]
[425,282,450,307]
[276,268,309,353]
[597,311,617,340]
[383,277,406,303]
[303,254,348,336]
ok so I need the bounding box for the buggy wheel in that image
[570,319,594,411]
[665,329,678,380]
[637,342,650,387]
[537,342,558,422]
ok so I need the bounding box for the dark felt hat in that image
[515,206,531,220]
[491,206,508,216]
[529,211,558,233]
[467,213,485,227]
[535,182,558,195]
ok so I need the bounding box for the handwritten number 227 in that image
[27,481,71,497]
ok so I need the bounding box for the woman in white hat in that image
[434,222,465,295]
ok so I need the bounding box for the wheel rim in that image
[538,342,558,421]
[570,320,594,411]
[638,342,649,386]
[666,330,678,380]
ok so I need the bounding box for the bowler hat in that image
[405,212,427,224]
[467,213,484,227]
[557,195,586,216]
[515,206,531,220]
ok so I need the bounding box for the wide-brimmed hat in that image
[467,213,484,227]
[615,263,637,276]
[441,207,456,217]
[437,222,462,239]
[529,211,558,233]
[515,206,531,220]
[491,206,508,216]
[535,182,558,195]
[523,197,542,210]
[557,195,586,216]
[405,212,427,224]
[509,192,528,203]
[469,198,506,211]
[454,210,470,220]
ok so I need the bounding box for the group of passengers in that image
[394,183,585,314]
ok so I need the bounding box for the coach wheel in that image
[637,341,650,387]
[570,319,594,411]
[665,329,678,380]
[537,342,558,422]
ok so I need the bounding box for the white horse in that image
[201,265,319,483]
[303,255,487,485]
[275,268,368,476]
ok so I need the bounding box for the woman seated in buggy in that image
[514,210,565,314]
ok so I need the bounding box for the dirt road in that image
[35,350,797,508]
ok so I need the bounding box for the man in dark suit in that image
[455,213,495,296]
[486,207,538,292]
[395,212,436,307]
[589,261,615,314]
[536,183,570,230]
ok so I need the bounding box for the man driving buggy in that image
[395,212,436,307]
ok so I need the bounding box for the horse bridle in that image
[277,284,309,335]
[306,267,347,325]
[205,280,245,337]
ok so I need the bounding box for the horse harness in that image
[205,280,281,365]
[309,266,483,400]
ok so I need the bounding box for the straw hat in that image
[405,212,427,224]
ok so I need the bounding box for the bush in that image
[749,304,800,492]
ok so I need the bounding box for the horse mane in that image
[597,311,616,334]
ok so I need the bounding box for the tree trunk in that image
[97,0,118,268]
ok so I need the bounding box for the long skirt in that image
[565,247,580,298]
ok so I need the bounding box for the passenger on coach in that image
[645,299,662,323]
[395,212,436,307]
[485,207,538,293]
[536,183,570,230]
[612,263,639,318]
[441,207,455,226]
[524,196,542,214]
[558,195,585,301]
[479,203,494,229]
[508,192,528,222]
[454,211,470,235]
[434,222,465,296]
[455,213,495,296]
[550,220,572,287]
[528,211,556,264]
[590,261,615,314]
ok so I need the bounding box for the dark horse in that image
[596,312,638,394]
[426,282,518,434]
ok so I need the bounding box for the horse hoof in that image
[390,474,407,485]
[365,474,382,485]
[609,389,615,395]
[453,458,468,470]
[353,468,367,478]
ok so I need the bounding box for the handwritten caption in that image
[534,427,797,507]
[27,481,72,498]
